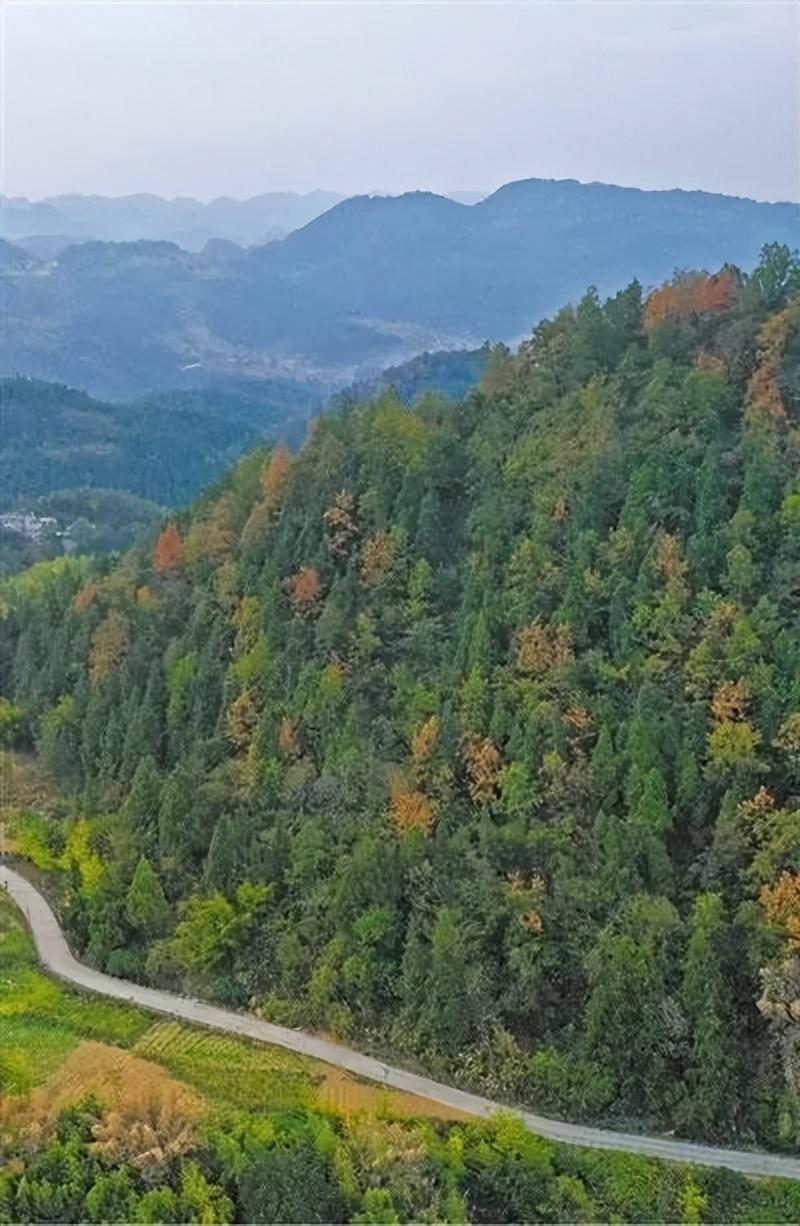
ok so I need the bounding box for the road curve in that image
[3,863,800,1181]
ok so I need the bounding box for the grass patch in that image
[0,1015,78,1086]
[134,1020,319,1113]
[0,893,154,1079]
[56,994,154,1047]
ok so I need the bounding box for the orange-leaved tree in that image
[745,306,796,426]
[643,266,739,330]
[516,619,573,676]
[89,611,129,685]
[760,870,800,949]
[227,689,257,749]
[72,581,98,613]
[153,522,185,574]
[278,716,300,759]
[260,445,291,511]
[285,566,321,614]
[360,530,394,586]
[324,490,358,556]
[411,714,440,766]
[711,679,750,723]
[389,768,434,835]
[461,734,501,805]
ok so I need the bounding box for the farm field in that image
[0,897,153,1091]
[0,890,468,1124]
[5,863,800,1220]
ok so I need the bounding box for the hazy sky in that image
[3,0,799,203]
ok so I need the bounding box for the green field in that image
[5,887,800,1222]
[0,900,153,1091]
[0,891,463,1121]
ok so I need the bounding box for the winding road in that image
[3,862,800,1180]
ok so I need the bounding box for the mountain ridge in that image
[1,176,797,399]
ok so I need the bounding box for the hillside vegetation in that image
[0,490,164,580]
[9,893,800,1223]
[0,352,484,578]
[2,244,800,1158]
[0,378,314,508]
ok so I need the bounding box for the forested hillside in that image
[0,377,314,507]
[5,889,800,1226]
[2,244,800,1153]
[0,351,483,520]
[0,490,163,579]
[337,346,488,411]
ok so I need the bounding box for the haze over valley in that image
[2,176,797,400]
[0,188,490,256]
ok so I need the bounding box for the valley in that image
[2,179,796,399]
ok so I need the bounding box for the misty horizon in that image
[4,2,798,204]
[5,173,798,209]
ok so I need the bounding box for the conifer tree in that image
[122,756,162,842]
[681,894,739,1137]
[126,856,171,938]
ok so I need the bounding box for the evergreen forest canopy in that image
[0,349,483,539]
[3,243,800,1156]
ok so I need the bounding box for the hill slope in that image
[1,177,796,398]
[0,376,316,507]
[0,346,486,519]
[5,888,800,1224]
[2,245,800,1154]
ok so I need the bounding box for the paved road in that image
[3,863,800,1181]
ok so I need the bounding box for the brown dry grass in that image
[46,1040,204,1114]
[1,1039,204,1146]
[316,1068,472,1122]
[0,752,60,819]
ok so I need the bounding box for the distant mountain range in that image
[0,190,346,253]
[1,177,797,400]
[0,188,487,255]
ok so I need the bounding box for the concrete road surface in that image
[3,863,800,1180]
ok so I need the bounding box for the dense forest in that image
[2,243,800,1157]
[0,352,485,527]
[0,378,314,507]
[339,348,487,412]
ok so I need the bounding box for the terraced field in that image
[0,890,468,1127]
[134,1020,318,1113]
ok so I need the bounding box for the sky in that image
[2,0,799,204]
